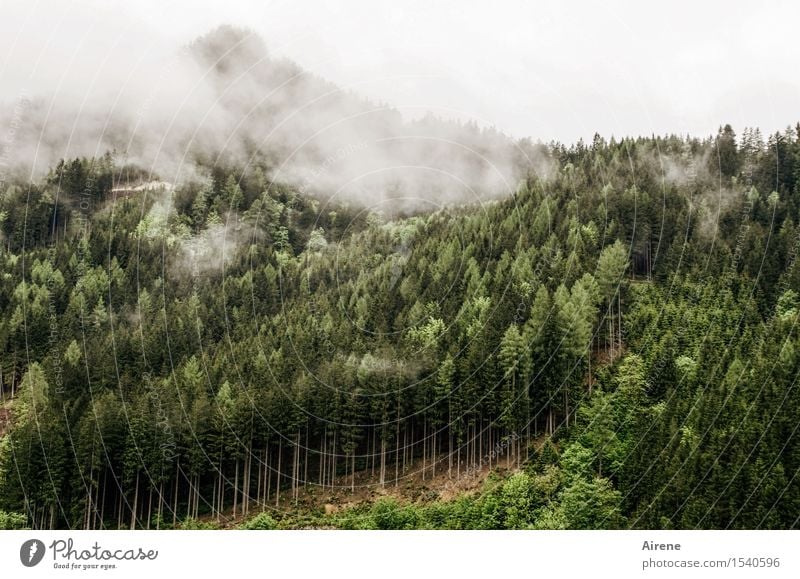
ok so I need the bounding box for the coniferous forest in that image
[2,118,800,531]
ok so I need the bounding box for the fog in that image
[0,22,537,208]
[2,0,798,209]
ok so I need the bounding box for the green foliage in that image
[499,472,537,528]
[367,499,421,530]
[178,518,221,530]
[558,476,625,529]
[0,510,28,529]
[3,126,800,530]
[238,512,279,530]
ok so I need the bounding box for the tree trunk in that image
[245,437,253,515]
[319,428,326,488]
[146,487,153,529]
[217,455,223,521]
[370,428,376,478]
[422,418,427,480]
[233,457,240,519]
[432,427,437,479]
[448,432,453,479]
[156,476,164,530]
[172,460,179,527]
[275,443,282,507]
[130,472,139,530]
[194,474,200,520]
[256,448,262,511]
[292,431,300,502]
[380,430,386,487]
[99,469,107,529]
[351,452,355,493]
[264,447,271,508]
[304,424,310,491]
[118,487,124,530]
[331,430,337,488]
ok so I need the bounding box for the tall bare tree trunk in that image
[380,430,386,487]
[146,487,153,529]
[331,430,337,488]
[319,429,326,488]
[99,470,107,529]
[275,443,282,507]
[172,460,179,527]
[351,452,355,492]
[432,428,437,478]
[422,419,427,480]
[370,428,376,478]
[304,424,310,491]
[245,437,252,515]
[130,472,139,530]
[118,487,124,529]
[157,481,163,529]
[261,444,272,511]
[256,449,262,511]
[233,457,239,519]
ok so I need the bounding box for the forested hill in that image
[2,124,800,530]
[3,25,527,210]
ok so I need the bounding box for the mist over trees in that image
[0,26,537,213]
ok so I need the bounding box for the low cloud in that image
[0,25,545,211]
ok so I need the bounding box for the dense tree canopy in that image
[2,124,800,529]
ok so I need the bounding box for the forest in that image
[1,122,800,530]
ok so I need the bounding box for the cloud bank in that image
[1,25,542,210]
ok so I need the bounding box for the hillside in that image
[1,26,532,212]
[2,120,800,530]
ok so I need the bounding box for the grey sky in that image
[2,0,798,144]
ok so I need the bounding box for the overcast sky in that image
[2,0,798,144]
